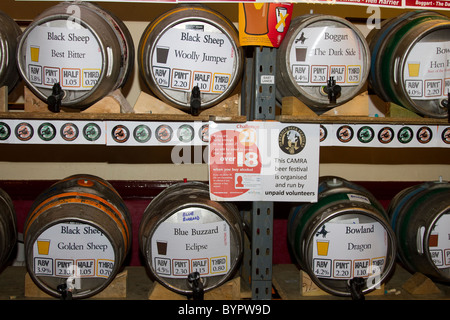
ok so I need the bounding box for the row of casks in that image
[0,174,449,299]
[0,2,449,117]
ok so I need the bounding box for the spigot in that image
[324,76,341,104]
[47,82,64,113]
[188,271,204,300]
[190,86,201,116]
[348,277,366,301]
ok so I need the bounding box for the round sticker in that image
[156,125,173,143]
[38,122,57,141]
[15,122,34,141]
[441,127,450,144]
[378,127,394,144]
[199,124,209,143]
[357,126,374,144]
[0,122,11,141]
[336,125,354,143]
[320,125,327,142]
[133,125,152,143]
[83,123,101,142]
[111,125,129,143]
[397,126,414,144]
[60,123,79,141]
[177,124,194,143]
[416,126,433,144]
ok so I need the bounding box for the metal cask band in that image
[0,10,22,93]
[388,180,450,282]
[16,1,134,110]
[287,176,396,297]
[139,181,243,297]
[368,11,450,118]
[276,14,370,114]
[0,188,17,272]
[24,174,132,299]
[138,5,243,112]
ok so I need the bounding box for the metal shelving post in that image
[241,46,276,300]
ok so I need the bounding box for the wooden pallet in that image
[24,270,128,299]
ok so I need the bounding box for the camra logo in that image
[278,126,306,155]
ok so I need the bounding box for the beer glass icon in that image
[156,240,168,255]
[243,3,269,35]
[408,62,420,77]
[37,239,51,255]
[30,46,40,62]
[316,240,330,256]
[156,46,169,64]
[429,231,439,247]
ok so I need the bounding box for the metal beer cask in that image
[367,11,450,118]
[0,188,17,272]
[388,180,450,282]
[139,181,243,297]
[0,10,22,93]
[276,14,370,114]
[16,2,134,110]
[24,174,132,299]
[138,5,243,112]
[287,176,396,297]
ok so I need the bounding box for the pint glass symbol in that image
[429,232,439,247]
[316,240,329,256]
[156,240,168,255]
[30,46,40,62]
[156,46,169,64]
[243,3,269,35]
[37,239,51,255]
[408,62,420,77]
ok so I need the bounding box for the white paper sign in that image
[33,222,115,279]
[289,26,365,87]
[150,209,231,278]
[24,24,102,91]
[312,220,388,279]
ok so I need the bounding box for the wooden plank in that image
[281,96,318,117]
[0,86,7,112]
[24,270,128,299]
[24,87,131,114]
[321,91,369,116]
[387,102,422,118]
[134,91,241,118]
[402,272,443,295]
[148,276,244,300]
